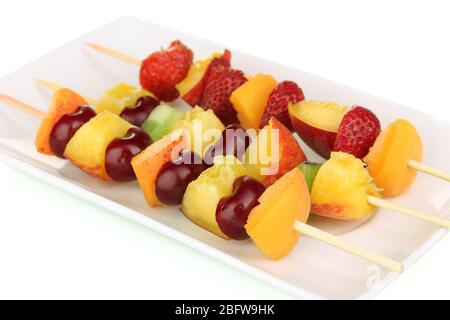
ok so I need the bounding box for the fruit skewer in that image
[300,153,450,228]
[86,41,250,127]
[35,79,184,142]
[247,116,450,229]
[0,92,151,181]
[87,41,231,108]
[86,41,305,136]
[0,94,404,272]
[290,100,450,197]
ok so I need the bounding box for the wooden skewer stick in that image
[86,42,450,185]
[408,159,450,182]
[0,94,44,119]
[86,43,141,66]
[367,195,450,228]
[34,79,98,106]
[294,221,403,272]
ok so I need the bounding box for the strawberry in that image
[183,50,231,107]
[139,40,193,102]
[333,106,381,159]
[199,67,247,126]
[260,81,304,130]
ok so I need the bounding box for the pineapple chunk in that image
[181,155,258,238]
[311,152,380,219]
[169,106,224,156]
[96,82,153,115]
[64,111,133,180]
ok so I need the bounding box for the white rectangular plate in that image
[0,17,449,299]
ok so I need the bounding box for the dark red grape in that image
[119,96,159,127]
[105,127,151,182]
[204,124,251,165]
[216,176,265,240]
[50,105,96,158]
[156,150,208,205]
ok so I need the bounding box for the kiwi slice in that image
[298,161,322,192]
[142,104,183,142]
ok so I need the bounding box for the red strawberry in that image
[183,50,231,107]
[260,81,304,130]
[199,67,247,126]
[333,106,381,159]
[139,40,193,101]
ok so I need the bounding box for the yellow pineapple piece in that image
[169,106,225,156]
[64,111,133,180]
[181,155,258,238]
[311,152,380,220]
[95,82,153,115]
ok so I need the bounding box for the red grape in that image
[119,96,159,127]
[105,127,151,181]
[216,176,265,240]
[50,105,96,158]
[204,124,251,165]
[156,150,208,205]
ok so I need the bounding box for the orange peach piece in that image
[131,131,185,207]
[311,152,380,220]
[35,88,87,155]
[245,168,310,260]
[364,119,423,197]
[230,74,278,130]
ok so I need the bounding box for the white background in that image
[0,0,449,299]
